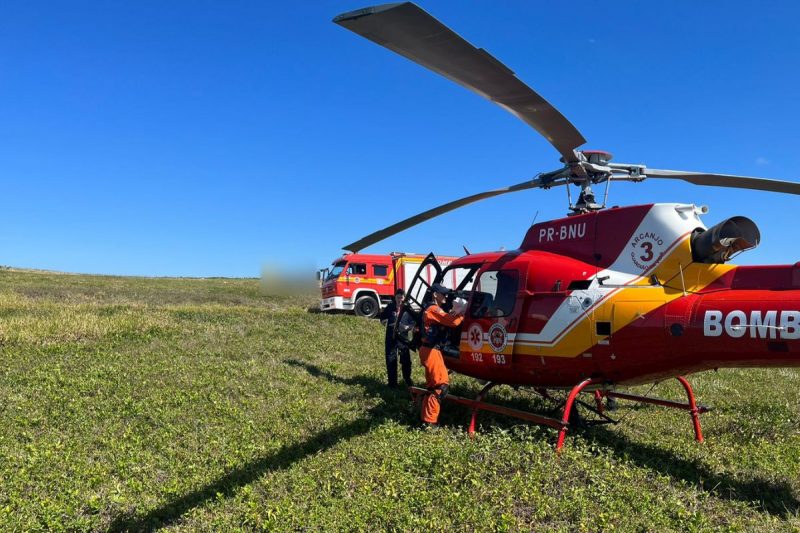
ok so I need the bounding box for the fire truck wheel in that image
[354,295,379,318]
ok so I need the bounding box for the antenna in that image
[531,210,540,226]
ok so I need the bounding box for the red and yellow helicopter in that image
[333,3,800,448]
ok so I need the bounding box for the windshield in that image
[326,262,346,281]
[440,264,480,293]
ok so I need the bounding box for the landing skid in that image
[602,376,709,443]
[408,375,710,450]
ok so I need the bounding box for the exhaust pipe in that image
[691,216,760,263]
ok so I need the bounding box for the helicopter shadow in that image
[579,423,800,518]
[106,362,797,529]
[106,360,412,531]
[468,390,799,518]
[281,365,800,518]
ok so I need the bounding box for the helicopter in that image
[333,2,800,449]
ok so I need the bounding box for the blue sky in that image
[1,1,798,277]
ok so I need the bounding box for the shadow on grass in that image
[107,359,410,531]
[107,363,798,528]
[581,424,800,518]
[469,386,799,518]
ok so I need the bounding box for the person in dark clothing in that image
[378,288,413,388]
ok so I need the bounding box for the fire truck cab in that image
[319,252,455,318]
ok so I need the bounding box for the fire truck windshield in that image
[327,263,346,281]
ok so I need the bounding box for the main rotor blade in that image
[643,168,800,195]
[333,2,586,163]
[343,179,542,252]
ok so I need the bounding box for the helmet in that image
[431,283,450,295]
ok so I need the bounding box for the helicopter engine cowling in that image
[691,216,760,263]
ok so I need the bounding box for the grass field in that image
[0,267,798,531]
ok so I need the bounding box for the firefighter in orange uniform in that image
[419,283,464,426]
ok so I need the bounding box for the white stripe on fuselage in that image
[514,204,704,347]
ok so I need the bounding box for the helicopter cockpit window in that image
[405,263,481,315]
[439,264,480,314]
[470,270,519,318]
[440,265,478,293]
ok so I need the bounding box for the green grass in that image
[0,267,798,531]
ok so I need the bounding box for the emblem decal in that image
[488,323,508,353]
[467,323,483,350]
[630,231,665,270]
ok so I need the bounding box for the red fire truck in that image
[319,252,457,318]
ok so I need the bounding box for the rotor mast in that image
[562,150,614,214]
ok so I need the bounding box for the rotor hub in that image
[582,150,613,165]
[559,150,613,165]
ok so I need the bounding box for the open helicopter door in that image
[395,253,442,350]
[462,266,527,369]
